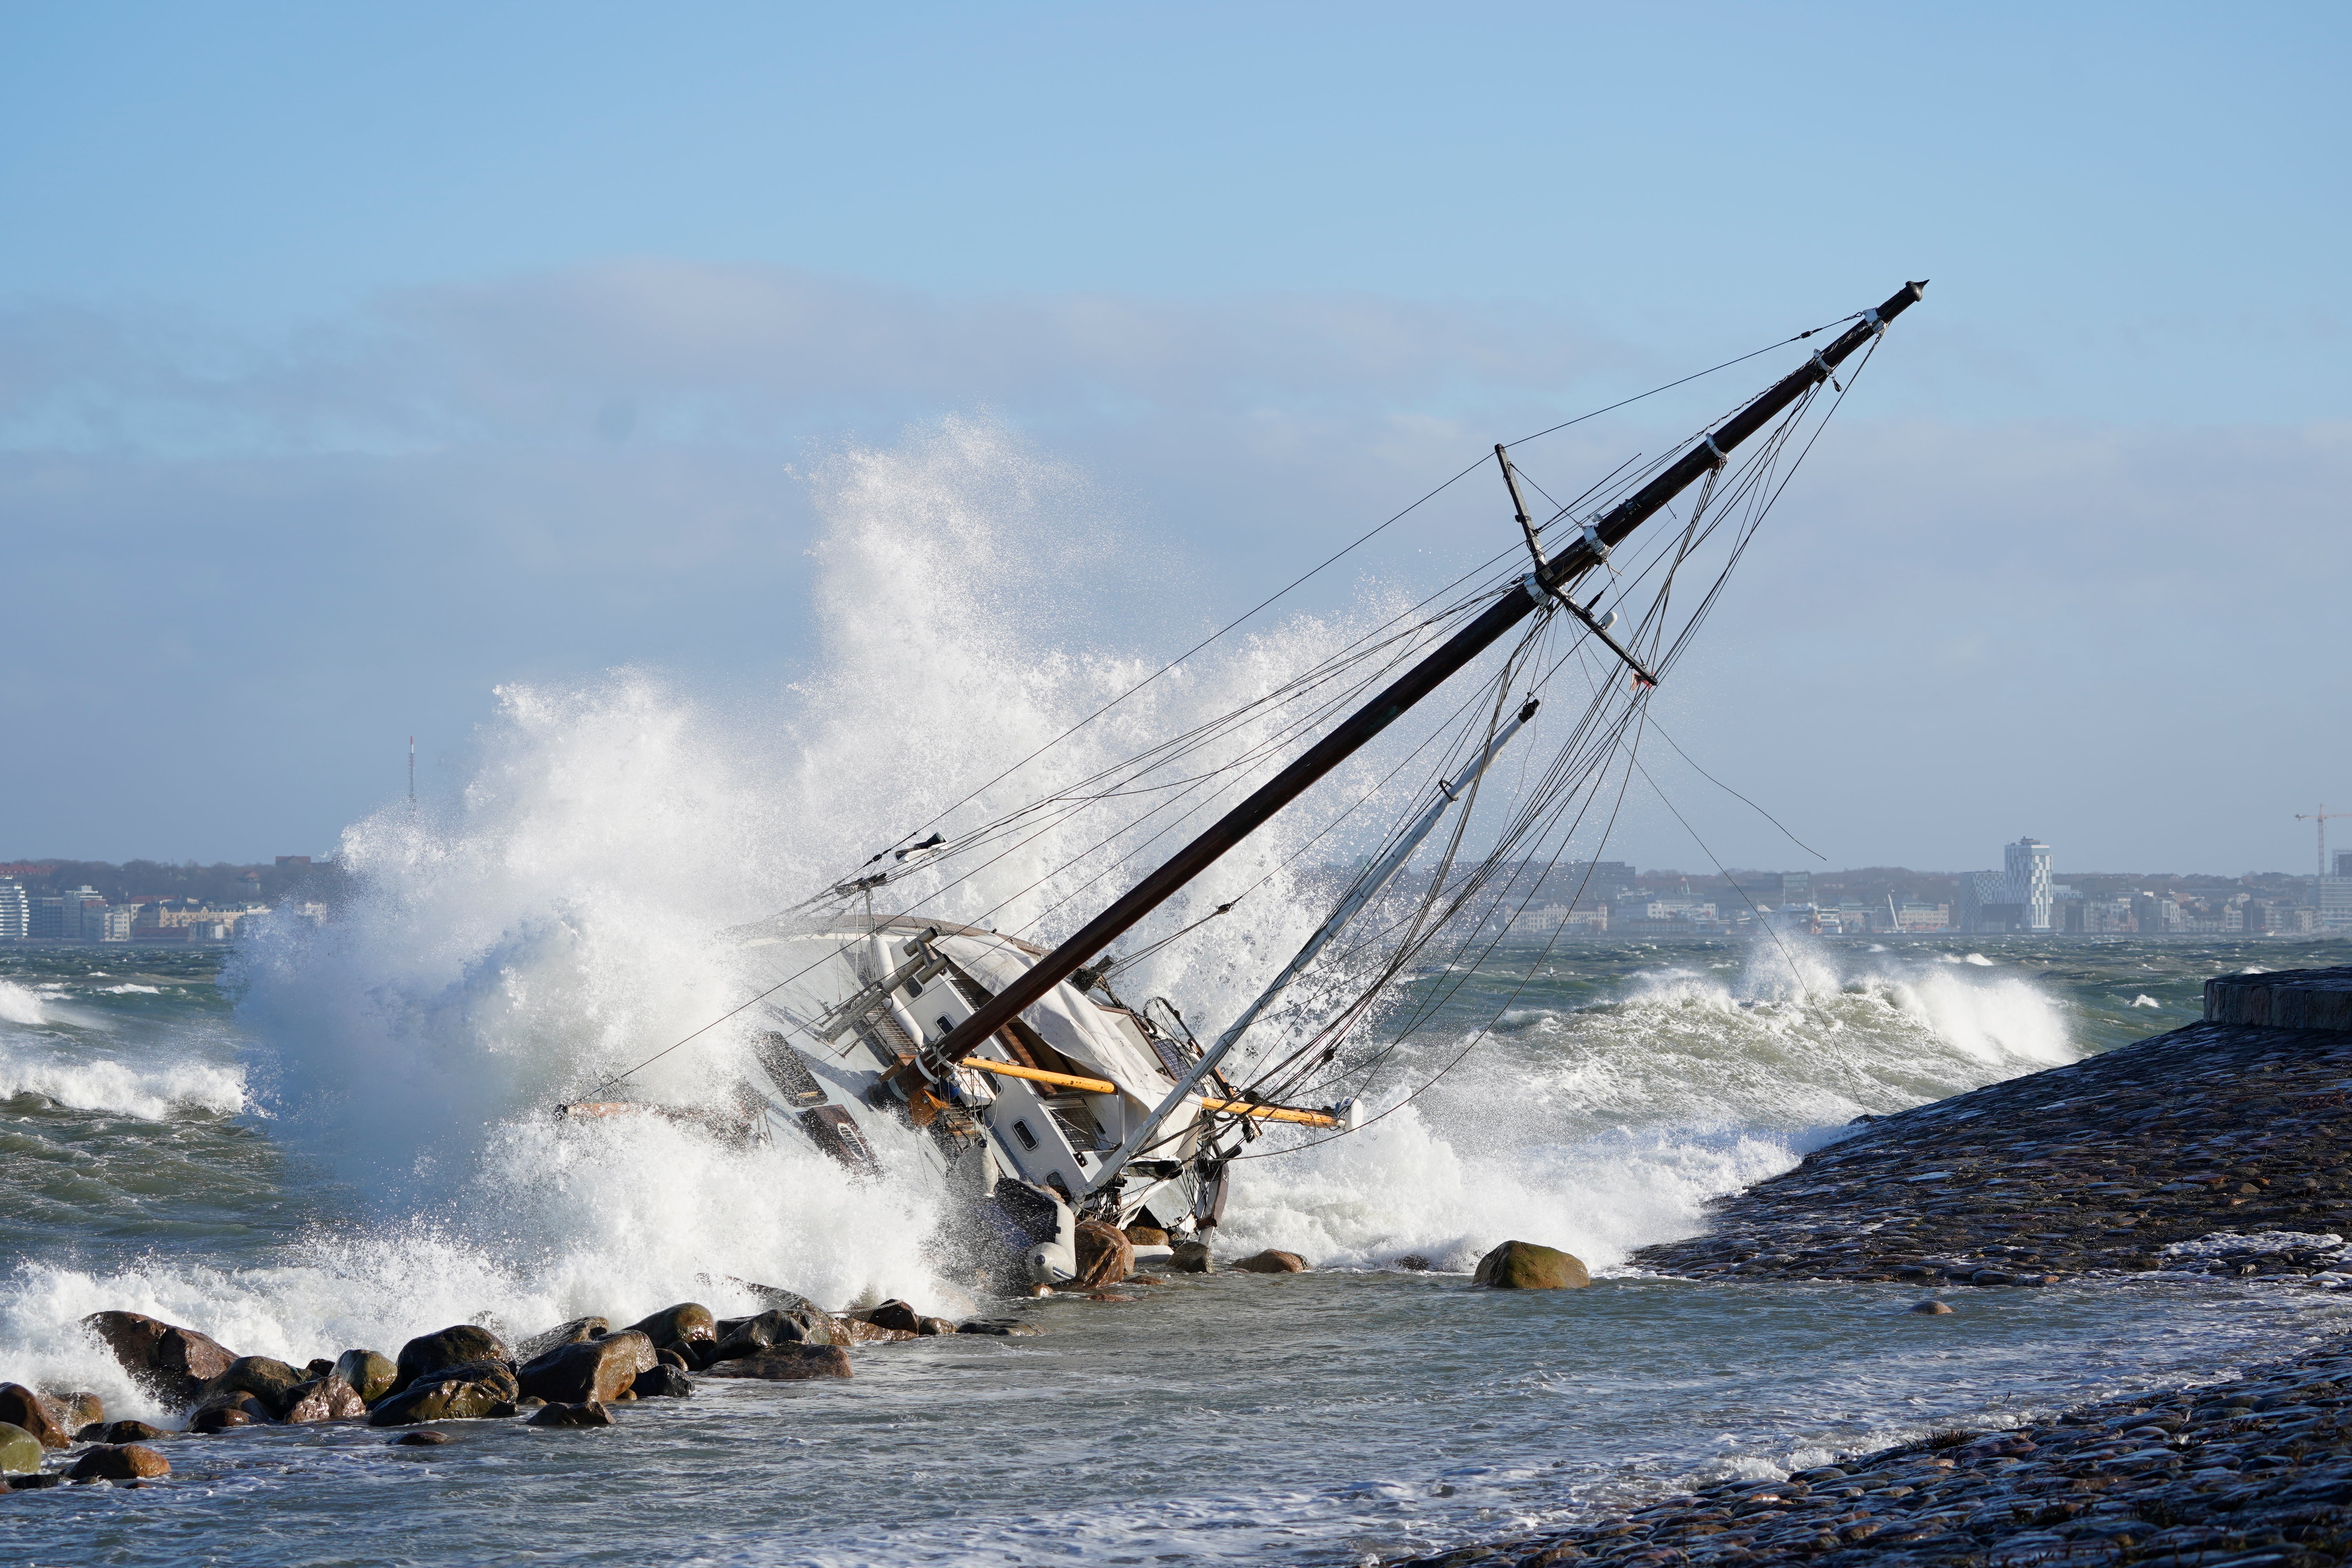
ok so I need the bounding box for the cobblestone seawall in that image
[1631,967,2352,1287]
[1391,967,2352,1568]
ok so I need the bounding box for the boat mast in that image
[1083,695,1541,1195]
[915,280,1927,1080]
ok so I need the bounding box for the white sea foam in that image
[0,980,43,1025]
[1220,935,2081,1270]
[113,417,2089,1373]
[0,1043,246,1119]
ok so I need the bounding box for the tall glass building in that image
[2004,837,2054,931]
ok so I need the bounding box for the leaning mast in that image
[913,281,1929,1083]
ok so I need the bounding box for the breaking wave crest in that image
[0,979,44,1026]
[0,420,2098,1395]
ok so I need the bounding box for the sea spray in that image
[1215,934,2081,1270]
[201,419,1397,1360]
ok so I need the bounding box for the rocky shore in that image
[0,1279,1044,1490]
[1631,967,2352,1288]
[1399,1331,2352,1568]
[1396,967,2352,1567]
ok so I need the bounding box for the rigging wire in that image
[595,327,1875,1093]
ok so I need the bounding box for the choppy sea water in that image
[5,932,2350,1566]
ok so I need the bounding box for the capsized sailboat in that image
[581,280,1928,1287]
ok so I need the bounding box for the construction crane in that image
[2296,804,2347,880]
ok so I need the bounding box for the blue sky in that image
[2,2,2346,875]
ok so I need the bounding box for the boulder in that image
[0,1386,68,1450]
[623,1303,716,1354]
[516,1330,651,1405]
[79,1311,237,1408]
[304,1358,336,1378]
[832,1318,915,1346]
[710,1304,837,1360]
[526,1400,613,1428]
[1124,1224,1170,1247]
[390,1430,450,1447]
[632,1364,693,1398]
[0,1423,42,1475]
[101,1421,167,1445]
[954,1319,1044,1337]
[1073,1222,1134,1290]
[657,1348,689,1371]
[190,1402,264,1434]
[1169,1241,1212,1273]
[41,1391,102,1433]
[918,1317,957,1337]
[1909,1299,1955,1316]
[367,1360,519,1427]
[1472,1240,1588,1290]
[1233,1249,1308,1275]
[194,1356,310,1419]
[697,1345,853,1381]
[75,1424,107,1443]
[283,1374,367,1423]
[514,1316,610,1363]
[65,1444,168,1482]
[393,1326,511,1393]
[333,1349,399,1405]
[853,1299,923,1334]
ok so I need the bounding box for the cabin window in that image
[904,975,924,998]
[1011,1119,1039,1151]
[936,1016,954,1040]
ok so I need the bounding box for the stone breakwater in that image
[1397,1332,2352,1568]
[1632,967,2352,1288]
[1388,966,2352,1568]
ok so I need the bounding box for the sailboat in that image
[576,280,1929,1288]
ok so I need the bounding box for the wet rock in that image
[1234,1249,1308,1275]
[657,1348,689,1371]
[389,1430,449,1446]
[954,1319,1044,1337]
[0,1423,43,1475]
[65,1444,168,1482]
[304,1358,336,1378]
[514,1316,610,1362]
[918,1317,957,1336]
[1168,1241,1212,1273]
[7,1471,65,1490]
[632,1364,693,1398]
[854,1299,923,1335]
[1073,1221,1135,1290]
[623,1303,716,1354]
[392,1325,511,1393]
[517,1330,652,1405]
[79,1311,236,1408]
[194,1356,310,1419]
[367,1360,520,1426]
[1124,1224,1170,1247]
[0,1386,69,1450]
[526,1400,613,1427]
[42,1391,102,1433]
[188,1401,260,1439]
[710,1303,835,1361]
[1474,1240,1590,1290]
[334,1349,398,1405]
[101,1420,167,1444]
[1396,1254,1432,1271]
[283,1373,367,1423]
[1910,1299,1955,1315]
[697,1345,853,1381]
[831,1318,915,1345]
